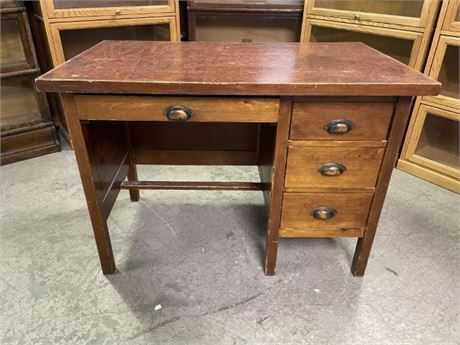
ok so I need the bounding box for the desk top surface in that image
[36,41,440,96]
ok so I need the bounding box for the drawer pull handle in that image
[325,119,354,134]
[164,105,193,121]
[319,163,346,177]
[311,207,337,220]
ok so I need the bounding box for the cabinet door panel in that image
[305,20,421,67]
[43,0,175,18]
[424,36,460,110]
[0,13,36,74]
[0,75,45,130]
[307,0,433,28]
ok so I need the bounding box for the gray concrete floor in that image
[1,150,459,345]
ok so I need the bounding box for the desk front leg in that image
[61,94,130,274]
[264,98,292,275]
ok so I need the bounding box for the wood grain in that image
[285,145,385,189]
[280,192,374,231]
[290,101,394,140]
[35,41,441,96]
[74,95,279,123]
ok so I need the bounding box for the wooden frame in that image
[40,0,176,21]
[423,35,460,110]
[443,0,460,33]
[301,18,427,69]
[305,0,439,30]
[48,17,179,66]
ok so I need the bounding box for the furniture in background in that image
[36,41,439,276]
[187,0,303,42]
[28,0,181,143]
[399,0,460,193]
[1,0,59,165]
[300,0,441,70]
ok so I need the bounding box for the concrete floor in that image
[0,150,458,345]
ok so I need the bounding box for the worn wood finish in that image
[37,42,440,276]
[280,192,374,232]
[352,97,413,276]
[121,181,269,191]
[74,95,280,123]
[264,98,292,276]
[60,94,118,274]
[285,146,385,189]
[35,41,441,96]
[290,102,394,140]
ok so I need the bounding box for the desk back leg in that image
[125,124,140,202]
[264,98,292,275]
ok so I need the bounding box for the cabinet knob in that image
[115,9,121,15]
[164,105,193,121]
[325,119,354,134]
[318,163,346,176]
[354,13,361,20]
[311,207,337,220]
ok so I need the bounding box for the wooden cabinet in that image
[187,0,303,42]
[29,0,180,143]
[1,1,59,165]
[399,0,460,193]
[301,0,440,71]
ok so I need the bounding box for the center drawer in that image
[74,95,280,122]
[290,101,394,140]
[285,145,385,189]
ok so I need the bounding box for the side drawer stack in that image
[280,100,395,238]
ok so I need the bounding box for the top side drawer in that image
[290,102,394,141]
[74,95,279,123]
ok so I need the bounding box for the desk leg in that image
[264,99,292,276]
[352,97,412,276]
[125,124,140,202]
[62,94,116,274]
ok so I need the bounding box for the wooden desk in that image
[36,41,439,276]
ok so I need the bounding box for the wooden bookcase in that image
[301,0,440,70]
[187,0,303,42]
[399,0,460,193]
[1,1,59,165]
[29,0,180,143]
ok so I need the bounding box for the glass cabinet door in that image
[443,0,460,32]
[307,0,432,28]
[0,13,36,74]
[425,35,460,110]
[44,0,175,19]
[304,20,423,68]
[407,104,460,179]
[0,75,46,130]
[50,18,176,65]
[194,14,302,42]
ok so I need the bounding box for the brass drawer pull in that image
[164,105,193,121]
[318,162,346,177]
[325,119,354,134]
[311,207,337,220]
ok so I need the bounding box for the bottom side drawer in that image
[280,192,374,238]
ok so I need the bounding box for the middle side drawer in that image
[285,145,385,189]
